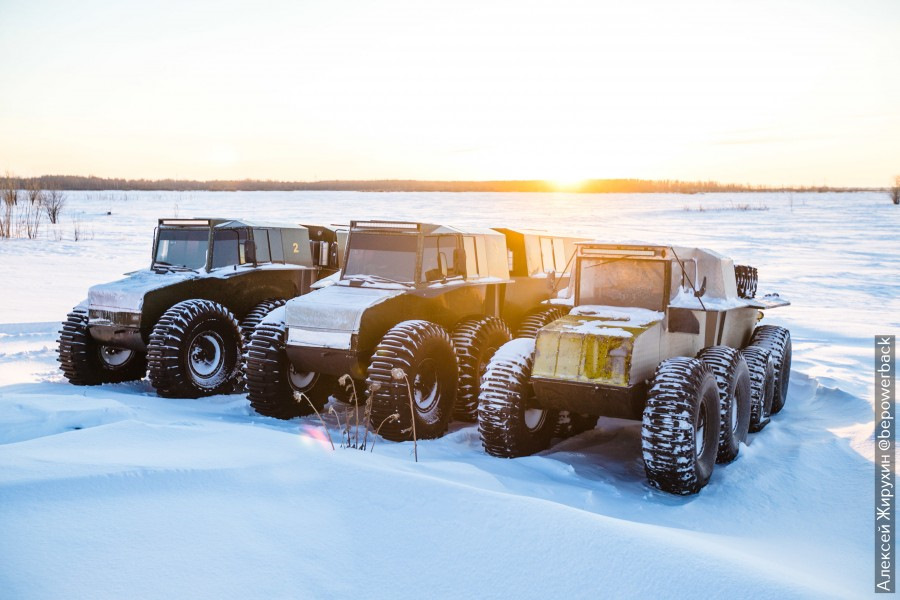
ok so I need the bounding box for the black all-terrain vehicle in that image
[58,218,343,398]
[245,220,583,441]
[477,242,791,495]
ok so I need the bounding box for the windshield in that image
[154,228,209,270]
[343,232,418,283]
[577,258,667,311]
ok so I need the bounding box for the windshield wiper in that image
[585,257,630,269]
[153,261,199,273]
[344,274,413,286]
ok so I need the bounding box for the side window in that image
[422,235,461,281]
[476,236,488,274]
[463,236,478,277]
[673,259,696,300]
[539,237,554,272]
[269,229,284,262]
[212,229,248,269]
[254,229,271,263]
[553,238,567,271]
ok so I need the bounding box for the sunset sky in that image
[1,0,898,186]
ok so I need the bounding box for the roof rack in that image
[350,220,422,232]
[158,218,214,227]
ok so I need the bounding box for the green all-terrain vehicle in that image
[58,218,344,398]
[244,220,583,440]
[477,242,791,495]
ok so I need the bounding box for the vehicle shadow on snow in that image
[431,369,876,528]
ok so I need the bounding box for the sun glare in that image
[548,177,588,192]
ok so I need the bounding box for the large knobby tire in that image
[514,306,567,339]
[697,346,752,464]
[642,357,721,495]
[147,300,242,398]
[237,298,286,390]
[478,338,558,457]
[451,316,512,422]
[367,320,458,441]
[748,325,792,414]
[245,320,332,419]
[240,298,287,343]
[742,345,776,433]
[58,307,147,385]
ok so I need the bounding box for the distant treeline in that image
[10,175,873,194]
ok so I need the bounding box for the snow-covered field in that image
[0,191,895,599]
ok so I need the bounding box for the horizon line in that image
[3,174,886,193]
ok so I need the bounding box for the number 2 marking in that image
[292,242,299,253]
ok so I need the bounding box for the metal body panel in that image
[502,275,564,331]
[533,307,663,387]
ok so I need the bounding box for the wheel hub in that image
[523,408,546,431]
[188,331,224,380]
[98,345,133,368]
[695,405,707,459]
[729,396,739,434]
[288,366,317,392]
[412,358,440,412]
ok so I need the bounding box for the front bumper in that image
[87,309,145,351]
[285,343,365,380]
[531,377,647,421]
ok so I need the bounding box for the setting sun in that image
[548,177,588,192]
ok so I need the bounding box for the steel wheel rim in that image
[729,396,738,435]
[695,404,708,459]
[413,358,440,412]
[524,408,546,431]
[288,366,316,391]
[188,331,224,380]
[98,345,133,368]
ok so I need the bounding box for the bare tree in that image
[16,198,42,239]
[0,201,10,238]
[43,189,66,224]
[26,181,44,205]
[892,175,900,205]
[2,172,18,207]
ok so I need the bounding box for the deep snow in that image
[0,191,896,599]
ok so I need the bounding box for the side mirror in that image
[454,248,467,276]
[243,240,257,264]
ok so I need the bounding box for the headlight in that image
[88,309,141,327]
[287,328,353,350]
